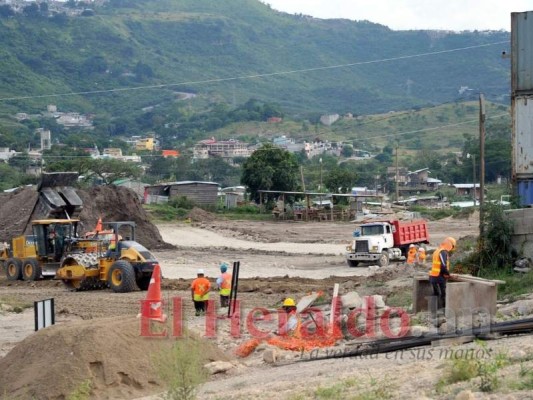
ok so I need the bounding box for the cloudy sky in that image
[260,1,532,31]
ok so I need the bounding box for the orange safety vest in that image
[219,272,232,296]
[407,247,417,264]
[430,247,449,277]
[418,247,426,263]
[191,277,210,301]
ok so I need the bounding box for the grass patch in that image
[145,204,189,221]
[66,379,92,400]
[0,295,32,313]
[386,288,412,308]
[435,341,508,393]
[480,269,533,301]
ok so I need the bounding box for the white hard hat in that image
[197,269,205,275]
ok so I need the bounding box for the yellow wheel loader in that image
[1,219,89,281]
[56,221,159,293]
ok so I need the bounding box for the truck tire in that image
[347,259,359,267]
[22,259,42,281]
[108,260,136,293]
[378,251,389,267]
[5,258,22,281]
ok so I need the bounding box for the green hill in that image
[0,0,510,121]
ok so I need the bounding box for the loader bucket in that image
[34,172,83,219]
[38,172,80,191]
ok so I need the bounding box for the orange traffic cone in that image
[140,264,166,322]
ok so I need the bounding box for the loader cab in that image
[32,219,79,262]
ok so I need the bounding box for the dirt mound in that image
[187,207,217,222]
[0,316,230,400]
[0,187,39,244]
[0,185,171,249]
[77,185,169,249]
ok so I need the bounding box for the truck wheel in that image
[378,251,389,267]
[5,258,22,281]
[108,260,136,293]
[347,260,359,267]
[22,259,42,281]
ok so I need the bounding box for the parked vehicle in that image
[345,219,429,267]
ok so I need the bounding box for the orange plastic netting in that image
[235,325,343,357]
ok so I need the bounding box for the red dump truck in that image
[345,219,430,267]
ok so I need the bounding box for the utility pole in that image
[300,166,306,193]
[395,145,399,201]
[472,154,476,206]
[479,93,486,272]
[479,94,486,234]
[319,157,323,192]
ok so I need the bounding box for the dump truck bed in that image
[391,219,429,246]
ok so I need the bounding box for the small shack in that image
[144,181,219,207]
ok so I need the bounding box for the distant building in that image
[193,138,252,160]
[144,181,219,206]
[36,128,51,151]
[161,150,180,158]
[135,137,159,152]
[453,183,481,198]
[0,148,16,163]
[103,148,123,158]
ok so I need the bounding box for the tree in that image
[324,167,358,193]
[46,158,142,185]
[341,145,354,158]
[241,144,299,202]
[0,5,15,17]
[22,3,40,18]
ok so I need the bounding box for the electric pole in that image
[395,145,399,201]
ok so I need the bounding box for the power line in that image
[0,41,509,102]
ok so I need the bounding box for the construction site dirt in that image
[6,188,528,399]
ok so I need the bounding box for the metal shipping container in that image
[512,11,533,92]
[513,95,533,178]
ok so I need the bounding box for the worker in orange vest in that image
[191,269,211,316]
[406,244,418,264]
[216,262,232,307]
[417,246,427,265]
[429,237,455,309]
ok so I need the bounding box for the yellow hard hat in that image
[444,236,456,250]
[283,298,296,307]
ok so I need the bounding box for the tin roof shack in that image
[144,181,219,207]
[453,183,481,199]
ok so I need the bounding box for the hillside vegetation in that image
[0,0,510,121]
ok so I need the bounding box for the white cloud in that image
[261,0,532,31]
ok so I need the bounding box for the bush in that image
[154,338,208,400]
[231,204,259,214]
[169,196,196,210]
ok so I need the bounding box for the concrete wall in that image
[505,208,533,258]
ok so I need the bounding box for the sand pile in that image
[0,185,170,249]
[0,316,230,400]
[187,207,216,222]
